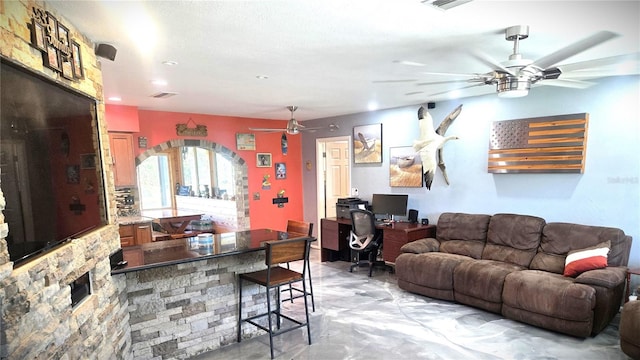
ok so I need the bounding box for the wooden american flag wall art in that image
[488,113,588,174]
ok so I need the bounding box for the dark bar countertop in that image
[112,229,303,274]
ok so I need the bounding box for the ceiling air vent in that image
[150,92,178,99]
[421,0,473,10]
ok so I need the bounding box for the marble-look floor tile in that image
[192,250,628,360]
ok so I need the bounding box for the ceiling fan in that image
[249,106,335,135]
[398,25,638,98]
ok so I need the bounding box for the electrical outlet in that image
[351,188,359,196]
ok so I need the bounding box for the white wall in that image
[301,76,640,273]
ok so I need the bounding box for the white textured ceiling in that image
[47,0,640,121]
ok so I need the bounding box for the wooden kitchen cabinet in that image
[119,222,153,247]
[109,132,136,187]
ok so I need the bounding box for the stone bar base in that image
[122,251,269,359]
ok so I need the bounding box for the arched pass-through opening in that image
[135,139,250,229]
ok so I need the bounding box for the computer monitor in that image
[371,194,408,221]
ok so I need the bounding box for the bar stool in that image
[282,220,316,311]
[237,237,312,359]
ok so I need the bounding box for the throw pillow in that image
[563,241,611,277]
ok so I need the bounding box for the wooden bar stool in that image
[237,237,312,359]
[283,220,316,312]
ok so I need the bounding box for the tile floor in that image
[192,249,628,360]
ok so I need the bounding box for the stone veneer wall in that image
[122,252,269,359]
[0,1,131,358]
[135,139,250,230]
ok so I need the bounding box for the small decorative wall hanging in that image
[80,153,96,169]
[176,118,207,137]
[261,174,271,190]
[66,165,80,184]
[353,123,382,164]
[273,189,288,208]
[138,136,147,148]
[281,133,288,155]
[256,153,272,167]
[389,147,422,187]
[487,113,588,174]
[253,192,261,200]
[275,162,286,179]
[236,133,256,150]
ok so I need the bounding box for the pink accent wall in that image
[133,109,304,231]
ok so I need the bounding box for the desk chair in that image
[282,220,316,311]
[349,209,392,277]
[237,237,312,359]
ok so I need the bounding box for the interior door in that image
[324,140,350,218]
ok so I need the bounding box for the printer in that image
[336,197,369,219]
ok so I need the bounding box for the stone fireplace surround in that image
[0,1,130,358]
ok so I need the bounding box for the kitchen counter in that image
[116,215,153,225]
[111,229,313,358]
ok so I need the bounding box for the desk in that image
[140,209,203,235]
[320,217,436,263]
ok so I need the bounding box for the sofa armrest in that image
[574,266,627,289]
[400,237,440,254]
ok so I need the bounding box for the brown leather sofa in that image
[395,212,632,337]
[620,300,640,359]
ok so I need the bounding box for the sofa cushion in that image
[530,222,629,274]
[395,252,473,301]
[436,212,491,259]
[453,259,524,313]
[503,270,596,322]
[563,241,610,277]
[400,238,439,254]
[482,214,545,267]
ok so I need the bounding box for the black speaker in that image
[95,43,117,61]
[408,209,418,224]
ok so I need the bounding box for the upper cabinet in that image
[106,104,140,132]
[110,133,136,187]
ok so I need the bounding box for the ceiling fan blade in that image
[393,60,428,67]
[417,78,482,86]
[427,82,488,97]
[421,71,481,78]
[469,49,517,76]
[529,31,619,70]
[248,127,287,132]
[556,53,639,73]
[537,79,595,89]
[372,79,418,84]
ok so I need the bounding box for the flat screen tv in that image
[1,58,108,267]
[371,194,408,220]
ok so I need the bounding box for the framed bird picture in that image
[353,123,382,164]
[389,146,422,187]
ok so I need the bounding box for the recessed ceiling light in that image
[367,101,379,111]
[162,60,178,66]
[108,96,122,101]
[151,79,167,86]
[256,75,269,80]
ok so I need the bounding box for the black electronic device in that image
[95,43,117,61]
[421,218,429,225]
[408,209,419,224]
[336,198,368,219]
[1,59,108,267]
[371,194,408,221]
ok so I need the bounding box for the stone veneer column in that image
[123,252,270,359]
[0,1,130,358]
